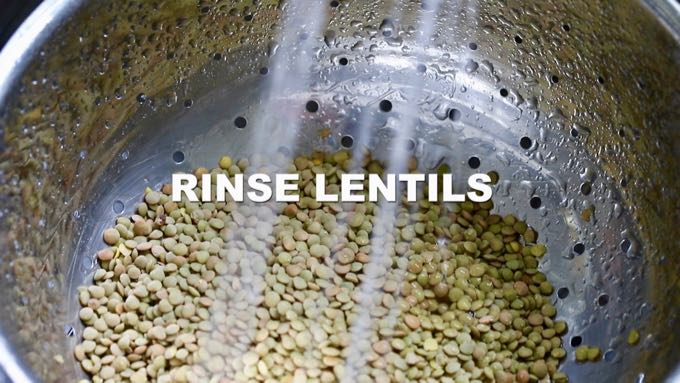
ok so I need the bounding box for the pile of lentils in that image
[74,151,570,383]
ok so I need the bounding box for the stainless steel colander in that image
[0,0,679,382]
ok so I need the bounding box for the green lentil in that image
[627,329,640,345]
[75,151,570,383]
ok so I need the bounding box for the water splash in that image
[196,1,332,380]
[341,1,446,380]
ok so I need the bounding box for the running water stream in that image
[341,1,446,381]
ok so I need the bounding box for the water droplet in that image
[464,59,479,73]
[580,164,597,182]
[480,60,494,74]
[433,104,450,120]
[499,180,512,196]
[324,30,337,47]
[113,200,125,214]
[81,257,93,272]
[379,18,395,37]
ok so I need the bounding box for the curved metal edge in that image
[642,0,680,43]
[644,5,680,380]
[667,366,680,383]
[0,1,85,382]
[0,0,84,112]
[0,336,35,383]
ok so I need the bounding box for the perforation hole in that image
[113,200,125,214]
[520,136,532,149]
[306,100,319,113]
[557,287,569,299]
[341,135,354,148]
[573,243,585,255]
[172,151,185,164]
[234,116,247,129]
[597,294,610,306]
[379,100,393,112]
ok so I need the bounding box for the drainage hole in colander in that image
[234,116,247,129]
[449,108,461,121]
[562,23,571,32]
[259,67,269,75]
[597,294,610,306]
[570,336,583,347]
[468,42,477,50]
[340,135,354,149]
[338,57,349,66]
[183,99,193,108]
[330,0,339,7]
[519,136,532,149]
[597,75,605,85]
[213,52,222,61]
[64,325,75,337]
[306,100,320,113]
[570,128,579,138]
[580,182,592,195]
[277,146,291,156]
[551,75,559,84]
[499,88,509,97]
[573,243,585,255]
[407,138,416,151]
[379,100,392,112]
[514,35,523,44]
[467,156,480,169]
[557,287,569,299]
[620,238,631,252]
[604,349,617,362]
[172,151,185,164]
[112,200,124,214]
[529,196,542,209]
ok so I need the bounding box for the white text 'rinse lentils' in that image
[75,151,569,383]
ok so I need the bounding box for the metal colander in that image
[0,0,679,382]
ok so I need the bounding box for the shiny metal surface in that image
[0,0,678,382]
